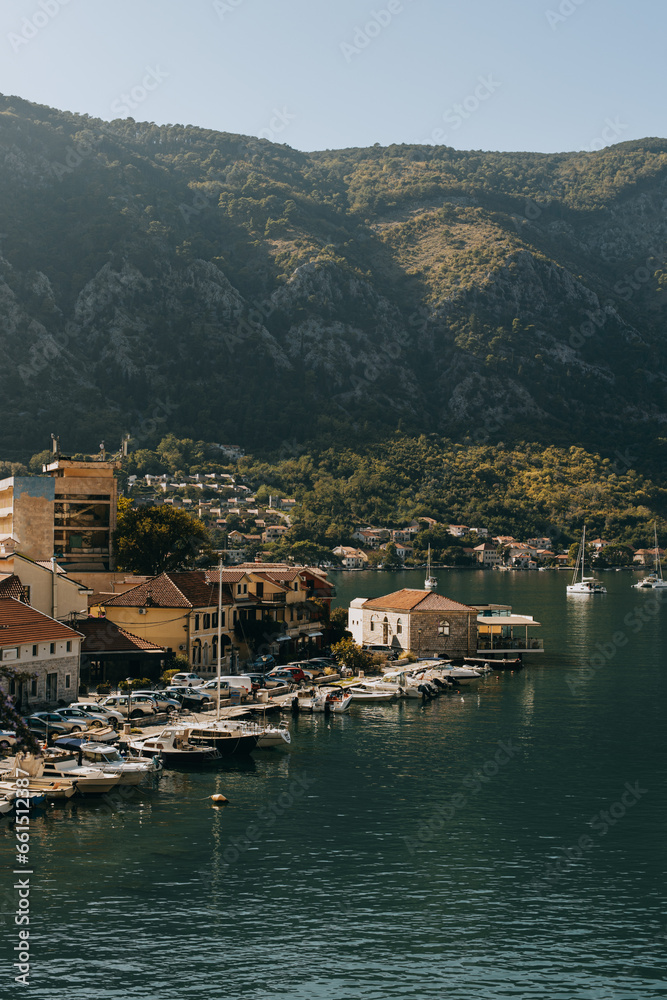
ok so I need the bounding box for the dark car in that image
[166,686,213,709]
[23,716,69,742]
[249,654,276,670]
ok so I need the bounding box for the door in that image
[46,673,58,702]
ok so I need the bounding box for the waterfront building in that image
[348,589,478,658]
[0,597,82,711]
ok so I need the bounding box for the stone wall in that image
[408,610,477,658]
[0,652,80,711]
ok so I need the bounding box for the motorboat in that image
[0,756,77,800]
[567,527,607,594]
[290,688,352,713]
[633,523,667,589]
[39,750,122,795]
[424,543,438,591]
[347,685,398,703]
[53,738,161,784]
[128,727,222,765]
[0,785,46,808]
[192,719,288,750]
[187,723,259,756]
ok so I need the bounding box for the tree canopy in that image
[114,499,210,575]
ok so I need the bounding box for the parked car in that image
[132,691,181,712]
[248,654,275,670]
[29,710,91,734]
[0,730,18,749]
[362,644,400,660]
[70,702,124,725]
[169,672,205,688]
[23,716,69,741]
[268,665,307,683]
[53,707,111,730]
[99,695,156,719]
[166,686,213,709]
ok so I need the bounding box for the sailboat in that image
[424,543,438,591]
[633,523,667,589]
[566,526,607,594]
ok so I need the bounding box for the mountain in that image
[1,94,666,475]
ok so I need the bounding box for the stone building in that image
[0,597,82,711]
[348,589,478,658]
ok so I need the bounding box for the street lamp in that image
[418,629,422,659]
[126,677,133,723]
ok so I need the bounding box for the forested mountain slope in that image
[1,94,666,476]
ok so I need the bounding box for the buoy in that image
[210,794,228,805]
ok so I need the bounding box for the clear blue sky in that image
[0,0,663,153]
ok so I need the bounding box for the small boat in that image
[348,685,397,703]
[290,688,352,713]
[191,719,288,751]
[424,543,438,591]
[0,754,79,799]
[0,785,46,808]
[0,775,75,801]
[128,727,222,766]
[54,738,161,783]
[633,523,667,589]
[567,527,606,594]
[40,751,122,795]
[0,793,15,814]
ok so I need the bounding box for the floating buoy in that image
[210,794,228,805]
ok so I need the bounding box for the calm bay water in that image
[2,569,666,999]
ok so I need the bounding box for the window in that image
[212,611,218,628]
[203,613,211,630]
[243,584,248,595]
[220,611,225,627]
[195,614,200,631]
[49,643,56,655]
[9,679,15,695]
[65,674,71,689]
[66,641,72,652]
[233,610,237,624]
[30,679,37,697]
[438,620,450,636]
[370,618,375,632]
[32,645,38,657]
[396,618,403,634]
[237,584,242,595]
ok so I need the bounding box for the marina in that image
[0,568,665,999]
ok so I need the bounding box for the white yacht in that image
[633,523,667,589]
[424,543,438,591]
[566,527,607,594]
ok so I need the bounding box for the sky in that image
[0,0,664,154]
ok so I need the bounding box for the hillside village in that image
[124,465,660,571]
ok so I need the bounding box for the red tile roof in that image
[362,589,478,613]
[0,598,82,645]
[103,571,231,609]
[77,617,163,653]
[0,575,28,603]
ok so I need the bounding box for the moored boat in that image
[567,526,606,594]
[128,727,222,765]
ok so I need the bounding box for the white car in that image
[170,672,205,687]
[71,702,124,725]
[0,730,18,750]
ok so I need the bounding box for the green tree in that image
[383,541,403,570]
[330,637,372,674]
[114,500,210,575]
